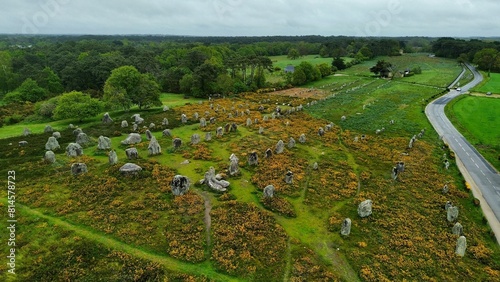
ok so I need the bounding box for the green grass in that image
[270,54,352,70]
[476,72,500,94]
[446,95,500,171]
[160,92,203,107]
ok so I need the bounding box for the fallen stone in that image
[121,133,142,145]
[204,167,229,192]
[119,163,142,175]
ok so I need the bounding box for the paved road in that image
[425,64,500,230]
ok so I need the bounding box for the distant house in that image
[284,65,295,73]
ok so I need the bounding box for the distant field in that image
[160,93,202,106]
[270,55,352,69]
[447,95,500,171]
[477,72,500,94]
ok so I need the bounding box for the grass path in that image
[5,199,242,282]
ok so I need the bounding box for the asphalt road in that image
[426,64,500,228]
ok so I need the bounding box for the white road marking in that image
[475,163,479,168]
[481,170,486,176]
[471,158,476,163]
[488,179,492,184]
[466,152,470,156]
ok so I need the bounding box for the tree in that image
[14,78,48,103]
[134,74,162,109]
[332,57,347,71]
[291,68,307,86]
[287,48,300,60]
[35,67,64,95]
[370,60,393,77]
[473,48,500,77]
[53,91,103,122]
[317,63,332,77]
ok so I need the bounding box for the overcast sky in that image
[1,0,498,37]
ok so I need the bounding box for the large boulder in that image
[162,129,172,137]
[44,150,56,164]
[76,132,91,146]
[358,199,373,218]
[119,163,142,175]
[125,148,139,160]
[171,175,190,196]
[191,134,201,145]
[45,136,60,151]
[131,114,144,124]
[71,163,88,176]
[66,143,83,157]
[148,136,161,156]
[121,133,142,145]
[97,136,112,150]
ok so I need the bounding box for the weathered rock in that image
[149,123,155,129]
[181,114,188,123]
[361,134,366,140]
[131,114,144,124]
[209,117,216,124]
[163,105,169,111]
[45,136,60,151]
[452,222,463,236]
[132,123,138,132]
[299,134,306,143]
[275,140,285,154]
[162,129,172,137]
[409,135,416,148]
[455,236,467,257]
[318,127,325,136]
[442,184,449,194]
[265,148,273,158]
[22,128,31,136]
[44,125,54,133]
[447,206,459,222]
[445,201,453,211]
[341,218,352,236]
[108,150,118,165]
[66,143,83,157]
[205,132,212,141]
[396,162,405,173]
[102,112,113,124]
[285,171,293,184]
[444,159,450,170]
[52,132,61,139]
[162,118,169,126]
[358,199,373,218]
[248,151,258,166]
[341,115,346,121]
[71,163,88,175]
[246,118,252,126]
[224,123,231,133]
[391,166,399,180]
[193,112,199,120]
[73,128,83,137]
[97,136,112,150]
[229,154,239,176]
[313,162,318,170]
[125,148,139,160]
[19,141,28,147]
[354,136,359,142]
[259,126,264,134]
[44,150,56,163]
[263,115,269,121]
[148,136,161,155]
[200,118,207,127]
[173,138,182,149]
[231,123,238,132]
[119,163,142,175]
[121,133,142,145]
[191,134,200,145]
[171,175,190,196]
[145,130,153,141]
[76,132,91,146]
[68,124,75,129]
[216,127,223,137]
[263,185,275,198]
[121,120,129,128]
[203,167,229,192]
[288,137,296,149]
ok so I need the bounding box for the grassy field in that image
[475,72,500,94]
[446,95,500,171]
[269,54,352,70]
[1,53,499,281]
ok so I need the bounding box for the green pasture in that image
[476,72,500,94]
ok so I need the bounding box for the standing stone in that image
[108,150,118,165]
[452,222,463,236]
[392,166,399,180]
[445,201,453,211]
[102,112,113,124]
[163,105,169,111]
[442,184,449,194]
[22,128,31,136]
[149,123,155,129]
[229,154,239,176]
[162,129,172,137]
[299,134,306,143]
[224,123,231,133]
[246,118,252,126]
[173,138,182,149]
[97,136,112,150]
[148,136,162,156]
[52,132,61,139]
[171,175,190,196]
[455,236,467,257]
[318,127,325,136]
[263,185,275,198]
[71,163,88,175]
[73,128,83,137]
[68,124,75,129]
[121,133,142,145]
[313,162,318,170]
[181,114,188,124]
[76,133,91,146]
[396,162,405,173]
[341,218,352,236]
[145,130,153,141]
[447,206,459,222]
[259,127,264,134]
[66,143,83,157]
[45,136,60,151]
[254,118,259,124]
[132,123,138,132]
[203,167,230,192]
[119,163,142,175]
[409,135,416,148]
[125,148,139,160]
[285,171,293,184]
[354,136,359,142]
[263,115,269,121]
[288,137,296,149]
[191,134,200,145]
[193,112,199,120]
[44,125,53,133]
[131,114,144,124]
[121,120,129,128]
[358,200,373,218]
[341,115,346,121]
[248,151,258,166]
[444,160,450,170]
[361,134,366,140]
[216,127,224,137]
[205,132,212,141]
[265,148,273,158]
[19,141,28,147]
[44,151,56,164]
[162,118,169,126]
[200,118,207,128]
[275,140,285,154]
[231,123,238,132]
[209,117,216,124]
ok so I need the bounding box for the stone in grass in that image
[248,151,258,166]
[191,134,201,145]
[76,132,91,146]
[148,136,161,156]
[452,222,463,236]
[313,162,319,170]
[171,175,190,196]
[44,150,56,164]
[52,132,61,139]
[299,134,306,144]
[131,114,144,125]
[181,113,188,124]
[288,137,296,149]
[263,185,275,198]
[203,167,229,192]
[284,171,293,184]
[22,128,31,136]
[162,118,169,126]
[173,138,182,149]
[66,143,83,157]
[145,130,153,141]
[71,163,88,176]
[216,127,224,137]
[45,136,60,151]
[275,140,285,154]
[228,154,239,176]
[121,133,142,145]
[44,125,53,133]
[97,136,112,150]
[447,206,459,222]
[455,236,467,257]
[200,118,207,128]
[358,199,372,218]
[125,148,139,160]
[341,218,352,236]
[162,129,172,137]
[73,128,83,137]
[108,150,118,165]
[119,163,142,175]
[205,132,212,141]
[121,120,129,128]
[265,148,273,158]
[102,112,113,124]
